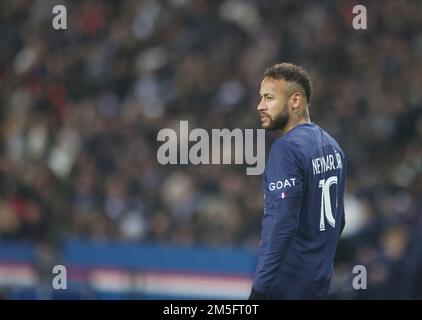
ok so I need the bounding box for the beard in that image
[260,103,290,131]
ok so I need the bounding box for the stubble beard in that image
[262,103,290,132]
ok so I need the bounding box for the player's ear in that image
[291,92,302,111]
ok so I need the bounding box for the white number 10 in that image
[319,177,338,231]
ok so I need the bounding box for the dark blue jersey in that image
[252,122,346,299]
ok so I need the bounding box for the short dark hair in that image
[264,63,313,102]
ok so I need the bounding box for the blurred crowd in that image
[0,0,421,299]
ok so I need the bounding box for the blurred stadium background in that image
[0,0,421,299]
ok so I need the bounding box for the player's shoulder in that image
[317,126,345,156]
[271,135,302,154]
[271,123,314,154]
[271,123,345,159]
[269,133,305,163]
[291,123,343,153]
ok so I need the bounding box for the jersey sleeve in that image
[265,139,305,200]
[340,207,346,236]
[252,140,305,295]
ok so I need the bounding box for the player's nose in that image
[257,99,266,111]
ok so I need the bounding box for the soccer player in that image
[249,63,347,300]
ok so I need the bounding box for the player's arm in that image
[250,141,304,298]
[340,207,346,236]
[340,156,347,237]
[250,195,302,298]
